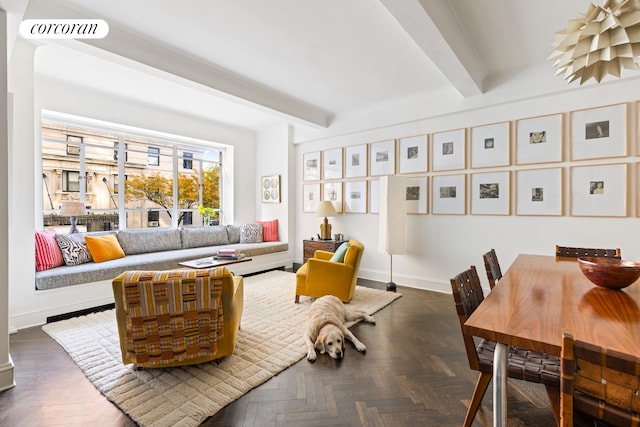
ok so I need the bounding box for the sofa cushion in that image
[35,229,64,271]
[117,228,182,255]
[226,225,241,243]
[85,234,126,263]
[254,219,278,242]
[240,223,263,243]
[55,233,93,266]
[181,226,229,248]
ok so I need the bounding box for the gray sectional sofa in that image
[35,225,289,291]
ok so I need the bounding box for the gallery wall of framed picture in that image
[301,100,640,218]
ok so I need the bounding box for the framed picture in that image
[404,177,428,214]
[398,134,428,174]
[515,168,563,216]
[322,147,343,180]
[471,121,510,168]
[516,113,563,165]
[303,183,321,213]
[260,174,280,204]
[432,174,466,215]
[323,182,343,213]
[345,144,368,178]
[471,171,510,215]
[344,181,367,213]
[432,128,465,171]
[303,151,321,181]
[570,163,628,217]
[369,179,380,214]
[369,139,396,176]
[570,103,627,160]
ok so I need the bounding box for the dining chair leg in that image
[463,372,492,427]
[544,385,560,426]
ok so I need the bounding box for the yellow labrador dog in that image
[304,295,375,361]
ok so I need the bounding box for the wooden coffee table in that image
[178,256,252,269]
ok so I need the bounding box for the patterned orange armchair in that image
[112,267,243,368]
[295,239,364,303]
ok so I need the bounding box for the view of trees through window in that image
[41,118,223,233]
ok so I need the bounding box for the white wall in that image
[295,76,640,293]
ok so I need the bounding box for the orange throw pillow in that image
[85,234,125,263]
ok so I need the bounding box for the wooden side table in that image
[303,239,347,263]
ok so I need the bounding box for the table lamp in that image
[60,201,86,234]
[316,200,337,240]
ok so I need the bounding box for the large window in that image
[41,114,224,232]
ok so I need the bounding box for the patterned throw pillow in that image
[35,229,65,271]
[254,219,278,242]
[240,223,263,243]
[55,233,93,266]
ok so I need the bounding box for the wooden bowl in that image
[578,257,640,290]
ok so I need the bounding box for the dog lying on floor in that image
[303,295,375,361]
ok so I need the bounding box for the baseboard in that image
[46,303,115,323]
[357,268,451,294]
[0,356,15,392]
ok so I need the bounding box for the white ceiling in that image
[5,0,602,133]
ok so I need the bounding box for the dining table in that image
[464,254,640,427]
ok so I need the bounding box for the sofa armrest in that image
[313,250,334,260]
[306,258,354,283]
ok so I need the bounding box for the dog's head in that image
[314,324,345,359]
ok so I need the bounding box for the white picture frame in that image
[570,163,628,217]
[303,183,321,213]
[323,182,343,213]
[515,168,563,216]
[369,179,380,214]
[344,180,368,213]
[516,113,563,165]
[471,121,510,168]
[432,174,466,215]
[303,151,321,181]
[570,103,627,160]
[322,147,343,180]
[369,139,396,176]
[398,134,428,174]
[345,144,368,178]
[260,174,280,204]
[432,128,465,171]
[404,177,428,214]
[471,171,510,215]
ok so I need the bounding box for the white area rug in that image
[42,270,401,427]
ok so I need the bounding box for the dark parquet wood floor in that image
[0,279,557,426]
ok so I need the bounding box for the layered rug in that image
[42,270,401,427]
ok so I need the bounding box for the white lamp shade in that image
[378,176,407,255]
[60,201,86,216]
[316,200,337,217]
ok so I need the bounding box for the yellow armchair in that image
[112,267,243,368]
[295,239,364,303]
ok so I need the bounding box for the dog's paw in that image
[365,315,375,324]
[354,342,366,352]
[306,350,317,361]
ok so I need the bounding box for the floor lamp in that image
[378,176,407,292]
[60,201,86,234]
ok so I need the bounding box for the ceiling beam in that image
[379,0,485,97]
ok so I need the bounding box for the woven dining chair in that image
[482,248,502,290]
[555,245,621,260]
[450,266,561,427]
[560,332,640,426]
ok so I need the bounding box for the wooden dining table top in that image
[464,254,640,357]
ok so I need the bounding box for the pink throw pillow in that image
[254,219,278,242]
[35,229,64,271]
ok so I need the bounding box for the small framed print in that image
[516,168,563,216]
[323,182,343,213]
[571,103,627,160]
[303,151,321,181]
[345,144,368,178]
[303,183,321,213]
[369,179,380,214]
[432,128,465,171]
[516,113,563,165]
[399,134,428,174]
[432,174,466,215]
[344,180,367,213]
[322,148,343,180]
[471,171,510,215]
[261,174,280,204]
[570,163,628,217]
[369,139,396,176]
[471,121,510,168]
[404,177,428,214]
